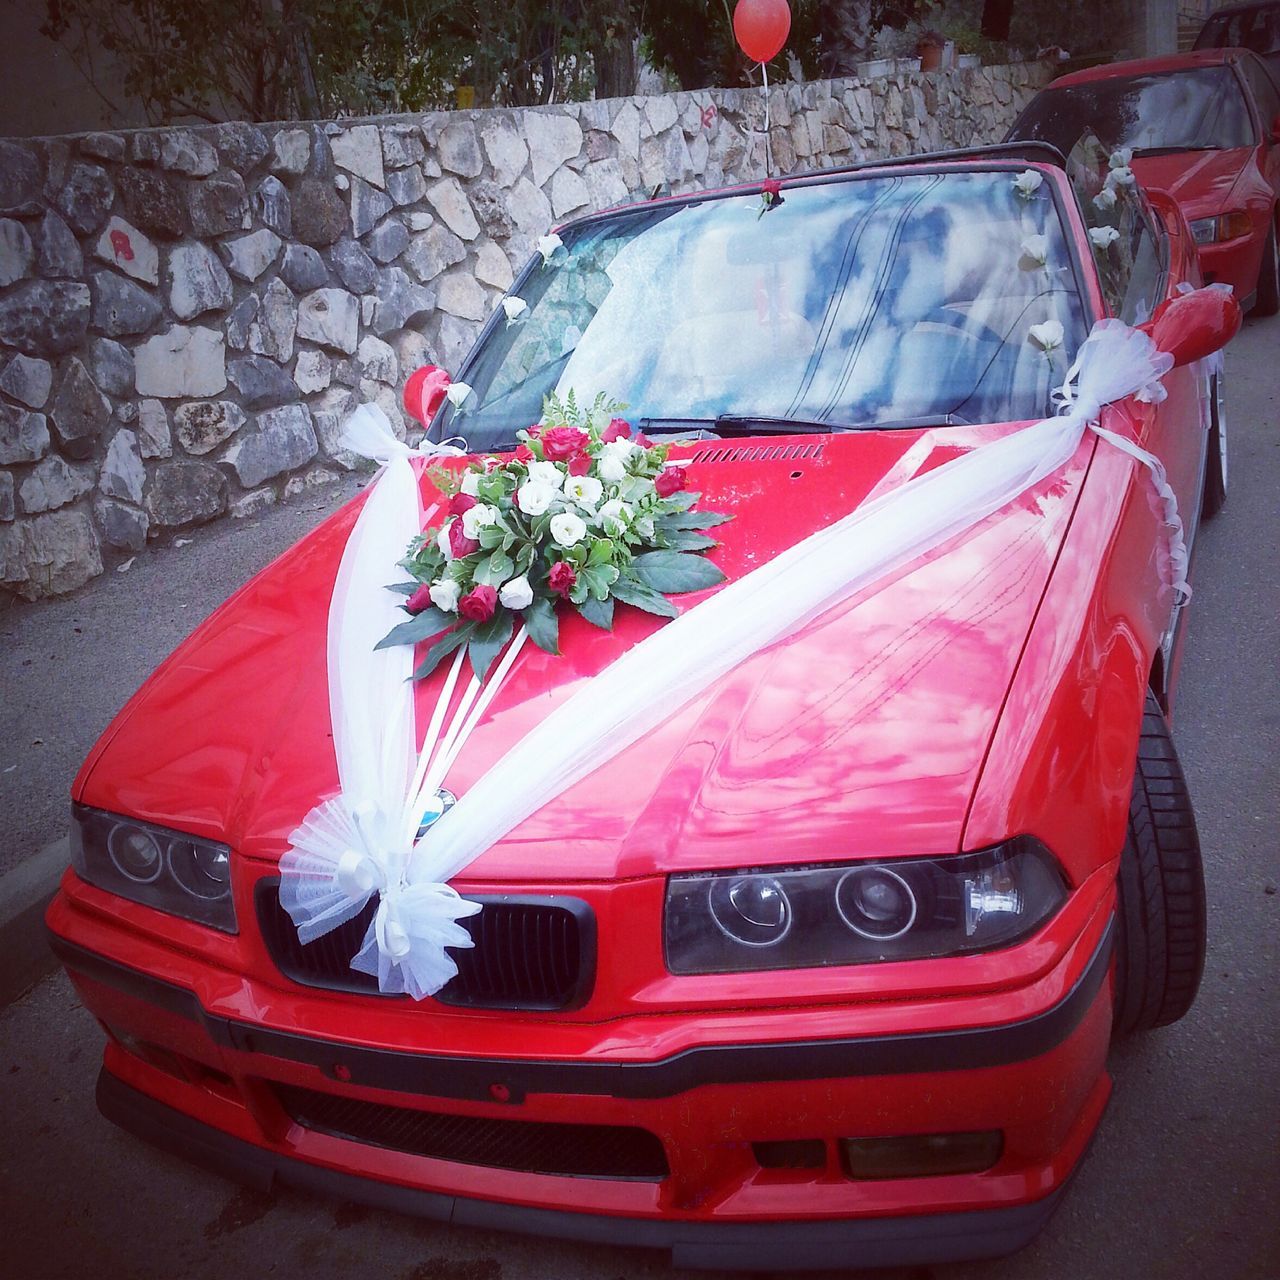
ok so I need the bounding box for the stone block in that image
[33,211,82,279]
[1,279,91,355]
[385,165,427,207]
[117,169,187,241]
[221,403,317,487]
[297,288,359,354]
[227,354,296,409]
[0,141,44,216]
[271,128,311,176]
[137,399,171,458]
[0,403,49,464]
[525,111,584,186]
[426,178,480,240]
[436,272,487,322]
[146,462,226,527]
[350,177,393,238]
[280,242,328,292]
[506,176,552,235]
[219,229,281,282]
[56,162,114,235]
[254,175,291,235]
[481,119,528,187]
[212,122,270,172]
[364,217,409,264]
[357,334,397,384]
[381,126,424,168]
[469,180,513,238]
[291,177,347,247]
[293,349,331,395]
[329,237,376,294]
[438,121,482,178]
[0,354,52,409]
[99,428,146,504]
[371,267,433,337]
[174,399,246,454]
[0,507,103,599]
[474,241,513,291]
[225,294,257,351]
[49,357,111,454]
[94,496,148,550]
[135,325,227,398]
[0,472,12,522]
[331,125,385,188]
[247,277,297,363]
[159,130,219,176]
[168,242,234,320]
[19,455,95,514]
[0,219,33,288]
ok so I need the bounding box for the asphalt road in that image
[1,314,1277,1280]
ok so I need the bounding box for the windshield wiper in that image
[713,414,838,436]
[1131,145,1225,157]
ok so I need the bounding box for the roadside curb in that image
[0,837,68,1009]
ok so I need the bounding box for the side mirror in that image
[1141,287,1241,368]
[403,365,452,426]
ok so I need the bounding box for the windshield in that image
[433,170,1088,450]
[1011,66,1255,158]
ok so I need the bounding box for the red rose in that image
[406,584,434,614]
[541,425,589,462]
[458,584,497,622]
[525,425,542,438]
[601,418,631,443]
[762,178,782,200]
[567,453,590,476]
[548,561,577,599]
[635,431,654,449]
[448,519,479,559]
[514,443,534,462]
[654,466,687,498]
[449,491,477,516]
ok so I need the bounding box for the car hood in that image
[79,424,1093,881]
[1132,147,1254,218]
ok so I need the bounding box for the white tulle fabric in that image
[281,319,1187,998]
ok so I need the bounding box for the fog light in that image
[840,1131,1003,1179]
[753,1139,826,1170]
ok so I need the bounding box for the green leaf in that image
[386,581,418,596]
[659,529,718,552]
[467,609,514,682]
[478,523,506,550]
[525,596,560,654]
[486,549,514,581]
[587,536,615,566]
[631,550,726,594]
[611,574,679,618]
[578,595,614,630]
[412,625,469,682]
[580,562,620,600]
[375,607,453,650]
[657,510,734,531]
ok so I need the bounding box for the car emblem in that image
[415,788,457,838]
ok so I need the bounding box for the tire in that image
[1111,690,1207,1037]
[1253,221,1279,318]
[1201,372,1226,520]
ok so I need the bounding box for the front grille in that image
[277,1083,668,1180]
[255,881,595,1010]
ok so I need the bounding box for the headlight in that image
[1190,211,1252,245]
[664,837,1065,974]
[71,804,237,932]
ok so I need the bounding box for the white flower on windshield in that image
[501,296,527,323]
[1089,226,1121,251]
[498,575,534,610]
[1029,320,1065,354]
[461,503,499,540]
[1109,166,1136,188]
[1019,234,1049,268]
[1013,169,1044,199]
[1093,186,1118,212]
[1109,147,1134,169]
[516,480,558,516]
[549,511,588,548]
[564,473,603,508]
[444,381,472,409]
[429,578,461,612]
[526,460,566,489]
[537,233,563,264]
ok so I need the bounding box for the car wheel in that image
[1201,372,1227,520]
[1111,690,1207,1037]
[1253,220,1279,317]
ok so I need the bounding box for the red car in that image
[1008,48,1280,315]
[48,144,1238,1269]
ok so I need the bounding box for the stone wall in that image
[0,61,1052,600]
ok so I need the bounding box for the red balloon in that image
[403,364,453,425]
[733,0,791,63]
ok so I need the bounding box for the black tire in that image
[1253,221,1279,318]
[1111,690,1207,1037]
[1201,373,1226,520]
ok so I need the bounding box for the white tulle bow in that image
[280,316,1197,999]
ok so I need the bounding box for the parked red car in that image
[48,144,1237,1269]
[1195,1,1280,77]
[1008,48,1280,315]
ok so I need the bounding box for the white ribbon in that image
[282,318,1194,999]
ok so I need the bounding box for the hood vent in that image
[689,442,825,464]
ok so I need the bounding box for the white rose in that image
[549,511,588,548]
[1109,165,1136,188]
[526,460,565,489]
[516,481,558,516]
[460,470,482,496]
[501,296,528,322]
[564,474,603,508]
[1109,147,1133,169]
[537,233,563,263]
[1028,319,1065,353]
[1093,187,1118,211]
[1019,234,1048,267]
[498,575,534,610]
[445,381,472,408]
[461,503,499,539]
[1089,226,1120,250]
[429,578,461,612]
[597,498,632,534]
[597,452,627,483]
[1013,169,1043,199]
[437,522,455,558]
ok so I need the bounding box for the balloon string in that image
[761,60,774,176]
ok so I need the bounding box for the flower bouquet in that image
[378,392,731,681]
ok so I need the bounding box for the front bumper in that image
[48,883,1115,1270]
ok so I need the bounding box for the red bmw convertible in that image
[48,143,1238,1270]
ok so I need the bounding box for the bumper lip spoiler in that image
[50,916,1113,1103]
[95,1066,1075,1271]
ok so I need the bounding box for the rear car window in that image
[1195,4,1280,56]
